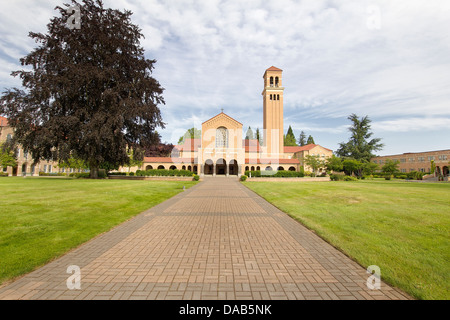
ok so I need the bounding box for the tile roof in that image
[266,66,283,72]
[284,144,332,153]
[0,116,8,127]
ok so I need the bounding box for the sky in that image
[0,0,449,156]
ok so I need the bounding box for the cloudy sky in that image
[1,0,449,156]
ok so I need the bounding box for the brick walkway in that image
[0,177,411,300]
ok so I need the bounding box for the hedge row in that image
[39,172,67,176]
[135,169,194,177]
[244,170,305,178]
[330,174,358,181]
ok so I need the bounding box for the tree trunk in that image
[90,165,99,179]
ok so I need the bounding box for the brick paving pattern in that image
[0,177,411,300]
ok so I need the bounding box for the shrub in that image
[330,173,345,181]
[343,176,358,181]
[39,172,67,177]
[0,172,8,177]
[98,169,107,179]
[108,172,127,176]
[407,171,424,180]
[193,174,200,181]
[135,169,193,177]
[128,172,134,176]
[244,170,305,178]
[240,175,247,181]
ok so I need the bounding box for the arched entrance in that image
[229,160,238,175]
[216,158,227,175]
[204,159,214,175]
[443,166,449,177]
[146,165,153,170]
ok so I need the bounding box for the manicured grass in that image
[243,180,450,300]
[0,177,197,285]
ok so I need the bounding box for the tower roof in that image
[266,66,282,72]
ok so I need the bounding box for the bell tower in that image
[262,66,284,155]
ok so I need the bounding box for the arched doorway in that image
[204,159,213,175]
[229,160,238,175]
[157,165,165,170]
[443,166,449,177]
[289,166,296,171]
[146,165,153,170]
[169,165,177,170]
[216,158,227,175]
[22,164,27,176]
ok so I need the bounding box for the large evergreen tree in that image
[336,114,383,162]
[298,131,307,146]
[245,126,254,140]
[255,128,261,145]
[284,125,297,146]
[0,0,165,178]
[307,135,315,145]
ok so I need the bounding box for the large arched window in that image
[216,127,228,148]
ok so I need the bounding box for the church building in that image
[141,67,333,176]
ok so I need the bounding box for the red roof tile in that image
[284,144,332,153]
[266,66,282,72]
[0,116,8,127]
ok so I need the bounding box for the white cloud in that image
[1,0,449,151]
[373,117,450,132]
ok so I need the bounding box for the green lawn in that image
[243,180,450,300]
[0,177,197,285]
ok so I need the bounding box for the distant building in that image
[372,150,450,176]
[0,116,67,176]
